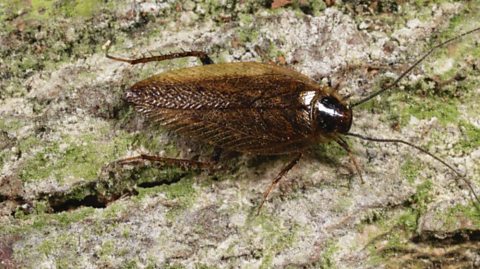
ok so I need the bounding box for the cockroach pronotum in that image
[104,26,480,212]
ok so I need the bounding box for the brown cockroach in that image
[104,26,480,211]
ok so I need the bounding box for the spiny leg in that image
[336,138,364,184]
[104,40,214,65]
[117,154,214,170]
[257,153,303,214]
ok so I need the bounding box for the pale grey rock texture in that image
[1,1,480,268]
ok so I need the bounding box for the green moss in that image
[238,27,259,44]
[255,39,288,63]
[56,257,74,269]
[366,252,386,268]
[33,200,49,214]
[397,208,418,232]
[365,214,412,265]
[442,203,480,229]
[357,3,480,131]
[99,240,115,257]
[37,237,55,256]
[312,141,347,161]
[373,81,463,127]
[380,181,432,234]
[102,202,125,220]
[69,0,104,17]
[123,260,140,269]
[131,131,179,157]
[213,0,241,19]
[195,264,218,269]
[121,227,130,238]
[20,131,132,182]
[136,166,186,187]
[30,233,77,264]
[399,95,460,126]
[385,232,409,252]
[238,13,254,25]
[401,157,422,184]
[333,197,352,213]
[319,240,339,269]
[59,185,95,206]
[19,141,59,181]
[134,168,189,198]
[144,260,157,269]
[164,264,186,269]
[55,207,95,226]
[309,0,327,15]
[362,180,434,265]
[397,0,464,22]
[163,176,197,204]
[434,2,480,56]
[3,0,109,21]
[11,206,95,233]
[0,1,125,101]
[412,180,433,213]
[237,13,259,43]
[454,121,480,152]
[18,135,42,153]
[0,118,25,132]
[0,151,9,169]
[136,175,197,219]
[28,0,55,20]
[250,214,298,269]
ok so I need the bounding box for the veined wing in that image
[126,62,321,154]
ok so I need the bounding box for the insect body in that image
[125,62,352,155]
[105,26,480,210]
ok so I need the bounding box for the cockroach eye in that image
[314,96,352,134]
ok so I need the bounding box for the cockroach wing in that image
[126,62,326,155]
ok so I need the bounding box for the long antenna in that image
[352,27,480,108]
[346,132,480,205]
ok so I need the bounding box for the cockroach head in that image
[312,95,352,134]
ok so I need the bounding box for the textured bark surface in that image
[1,1,480,268]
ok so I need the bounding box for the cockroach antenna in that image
[347,26,480,206]
[345,132,480,206]
[352,27,480,108]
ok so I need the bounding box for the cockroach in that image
[104,26,480,211]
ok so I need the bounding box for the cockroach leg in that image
[104,40,214,66]
[336,137,364,184]
[257,153,303,214]
[117,154,214,170]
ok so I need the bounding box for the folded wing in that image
[126,62,320,154]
